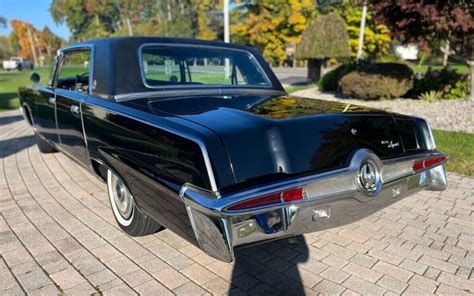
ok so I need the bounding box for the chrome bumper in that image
[180,149,448,262]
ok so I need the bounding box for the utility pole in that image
[224,0,230,78]
[223,0,230,43]
[356,0,368,60]
[27,27,38,67]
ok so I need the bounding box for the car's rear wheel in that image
[107,169,161,236]
[35,133,57,153]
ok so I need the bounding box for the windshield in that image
[140,45,271,88]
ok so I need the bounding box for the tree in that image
[50,0,223,41]
[231,0,316,66]
[322,0,391,59]
[9,20,63,65]
[296,12,351,83]
[0,16,6,27]
[369,0,474,99]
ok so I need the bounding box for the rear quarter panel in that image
[82,97,218,245]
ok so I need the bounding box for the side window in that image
[56,50,90,93]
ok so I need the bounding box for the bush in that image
[412,68,470,100]
[340,63,414,99]
[319,63,356,91]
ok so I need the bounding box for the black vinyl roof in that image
[62,37,284,97]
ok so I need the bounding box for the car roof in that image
[59,37,283,98]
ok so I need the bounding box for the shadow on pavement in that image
[230,235,309,295]
[0,114,24,127]
[0,135,35,159]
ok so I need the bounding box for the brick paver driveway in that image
[1,110,473,295]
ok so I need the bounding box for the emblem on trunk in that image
[358,159,382,197]
[381,140,400,149]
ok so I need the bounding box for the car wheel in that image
[107,169,162,236]
[35,133,57,153]
[30,64,34,70]
[18,65,23,71]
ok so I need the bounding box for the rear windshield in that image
[140,45,271,88]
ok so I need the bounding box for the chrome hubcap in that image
[110,174,133,220]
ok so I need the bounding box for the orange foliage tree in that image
[9,20,63,65]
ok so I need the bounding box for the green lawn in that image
[0,67,51,111]
[433,129,474,176]
[404,61,470,75]
[284,84,315,94]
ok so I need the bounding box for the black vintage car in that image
[19,37,447,262]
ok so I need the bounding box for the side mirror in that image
[30,73,41,84]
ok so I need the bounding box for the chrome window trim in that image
[57,44,95,96]
[137,43,274,91]
[114,88,287,102]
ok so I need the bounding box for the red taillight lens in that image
[412,155,447,172]
[227,192,281,210]
[282,187,304,202]
[227,187,304,211]
[413,160,424,171]
[424,156,446,168]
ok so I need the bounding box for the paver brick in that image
[342,275,386,295]
[342,262,382,283]
[372,261,413,282]
[408,274,438,293]
[376,275,408,294]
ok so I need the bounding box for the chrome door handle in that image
[70,105,80,115]
[48,97,56,104]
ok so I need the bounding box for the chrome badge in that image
[358,160,382,197]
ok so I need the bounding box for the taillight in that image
[412,155,447,172]
[227,187,304,211]
[282,187,304,202]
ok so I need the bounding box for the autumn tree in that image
[50,0,222,41]
[9,20,63,65]
[369,0,474,98]
[296,12,351,83]
[231,0,316,66]
[321,0,391,59]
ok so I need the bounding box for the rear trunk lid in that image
[142,94,418,187]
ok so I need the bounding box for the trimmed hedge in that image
[319,64,355,91]
[340,63,414,99]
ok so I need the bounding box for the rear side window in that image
[56,50,91,93]
[141,45,270,88]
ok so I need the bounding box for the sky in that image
[0,0,70,40]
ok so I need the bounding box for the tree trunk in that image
[307,59,322,83]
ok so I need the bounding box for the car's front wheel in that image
[107,169,161,236]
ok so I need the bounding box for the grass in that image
[0,67,51,112]
[433,129,474,176]
[284,84,316,94]
[404,61,470,75]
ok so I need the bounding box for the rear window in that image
[140,45,270,88]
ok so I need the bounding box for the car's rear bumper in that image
[179,149,448,262]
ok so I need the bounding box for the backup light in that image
[227,187,304,211]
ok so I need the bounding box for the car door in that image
[33,59,60,145]
[54,48,91,166]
